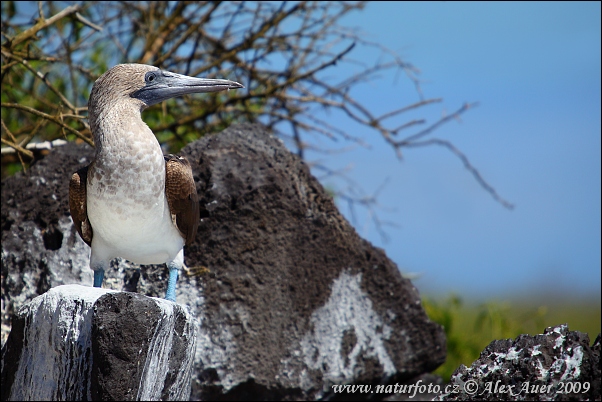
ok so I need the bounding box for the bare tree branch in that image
[1,1,514,239]
[6,4,80,47]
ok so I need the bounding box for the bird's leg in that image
[90,252,107,288]
[93,269,105,287]
[165,249,184,302]
[166,266,178,302]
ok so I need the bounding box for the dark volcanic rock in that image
[1,142,96,345]
[1,123,446,400]
[91,292,196,401]
[438,325,601,401]
[182,124,446,399]
[0,285,196,401]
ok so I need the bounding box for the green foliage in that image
[423,294,600,382]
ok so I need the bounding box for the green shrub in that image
[422,294,599,381]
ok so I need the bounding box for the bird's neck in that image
[88,102,166,195]
[90,103,162,160]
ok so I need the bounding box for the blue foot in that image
[165,266,179,302]
[93,269,105,288]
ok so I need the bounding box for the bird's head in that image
[88,64,244,126]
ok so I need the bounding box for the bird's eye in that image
[146,72,156,83]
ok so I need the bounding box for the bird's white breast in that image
[87,130,184,264]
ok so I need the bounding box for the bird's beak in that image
[132,70,244,106]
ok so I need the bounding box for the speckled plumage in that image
[69,64,243,301]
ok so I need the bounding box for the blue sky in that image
[305,2,601,300]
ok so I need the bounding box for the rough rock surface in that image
[437,325,601,401]
[91,291,197,401]
[1,123,446,400]
[0,285,196,401]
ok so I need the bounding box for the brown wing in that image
[69,165,93,246]
[164,154,199,246]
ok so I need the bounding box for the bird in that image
[69,63,243,302]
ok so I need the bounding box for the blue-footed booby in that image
[69,64,243,302]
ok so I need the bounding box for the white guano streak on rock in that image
[167,313,197,401]
[136,299,197,401]
[556,346,584,381]
[300,271,395,384]
[10,285,115,401]
[137,300,174,401]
